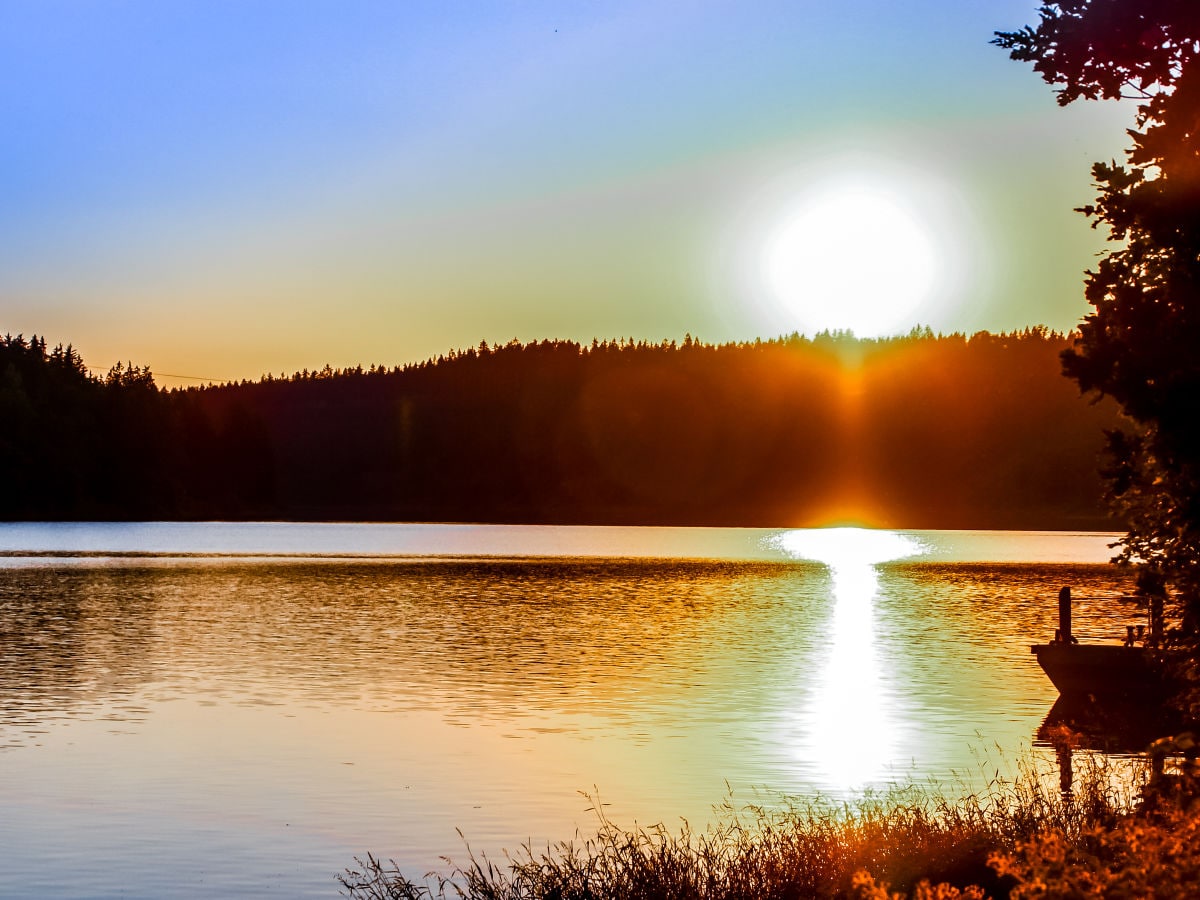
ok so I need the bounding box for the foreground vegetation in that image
[340,759,1200,899]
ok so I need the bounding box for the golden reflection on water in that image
[775,528,923,790]
[0,528,1146,898]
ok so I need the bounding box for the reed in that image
[340,756,1164,900]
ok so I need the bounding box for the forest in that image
[0,328,1123,528]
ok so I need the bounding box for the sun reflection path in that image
[773,528,925,792]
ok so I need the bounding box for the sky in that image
[0,1,1136,383]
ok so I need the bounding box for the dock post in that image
[1058,586,1072,643]
[1056,742,1074,799]
[1151,593,1164,646]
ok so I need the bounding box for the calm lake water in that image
[0,523,1135,898]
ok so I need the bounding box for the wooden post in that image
[1056,742,1074,799]
[1058,586,1072,643]
[1151,593,1164,646]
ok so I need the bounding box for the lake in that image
[0,523,1136,898]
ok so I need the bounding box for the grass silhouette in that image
[340,755,1181,899]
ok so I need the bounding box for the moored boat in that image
[1031,586,1179,699]
[1031,641,1176,698]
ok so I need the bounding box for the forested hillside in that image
[1,329,1122,528]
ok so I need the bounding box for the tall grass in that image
[339,756,1152,900]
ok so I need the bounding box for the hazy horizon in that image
[16,322,1079,386]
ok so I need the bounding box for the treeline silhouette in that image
[1,328,1123,527]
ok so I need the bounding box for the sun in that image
[760,183,940,337]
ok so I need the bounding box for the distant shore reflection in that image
[774,528,923,790]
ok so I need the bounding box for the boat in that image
[1031,586,1180,700]
[1031,642,1177,699]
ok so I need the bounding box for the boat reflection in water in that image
[1038,694,1185,757]
[773,528,924,791]
[1036,693,1187,799]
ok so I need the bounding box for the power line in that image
[85,366,227,383]
[154,372,226,383]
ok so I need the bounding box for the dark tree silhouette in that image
[996,2,1200,638]
[164,330,1120,529]
[0,335,101,517]
[1,328,1123,529]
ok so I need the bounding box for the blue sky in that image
[0,1,1133,381]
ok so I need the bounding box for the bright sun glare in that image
[773,527,925,790]
[762,183,940,337]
